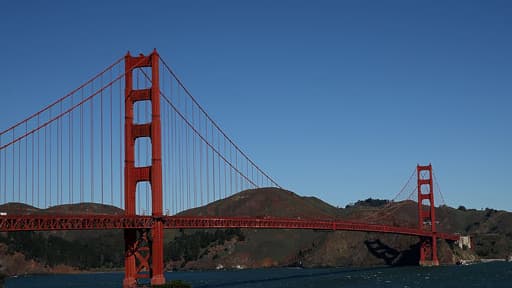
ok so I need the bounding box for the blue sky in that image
[0,0,511,210]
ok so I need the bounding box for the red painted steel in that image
[0,215,151,230]
[0,215,460,241]
[124,50,165,287]
[417,164,439,266]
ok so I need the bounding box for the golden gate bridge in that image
[0,50,459,287]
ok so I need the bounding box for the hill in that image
[0,202,124,215]
[0,188,511,275]
[181,187,340,218]
[0,202,125,277]
[173,188,454,269]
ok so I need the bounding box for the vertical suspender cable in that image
[235,149,238,193]
[193,104,197,208]
[37,115,40,207]
[167,102,170,213]
[18,132,21,202]
[179,91,183,212]
[173,105,177,214]
[69,92,73,203]
[170,102,173,214]
[0,137,2,203]
[224,137,227,198]
[199,112,203,206]
[205,116,209,204]
[186,99,190,209]
[59,102,62,204]
[180,103,184,212]
[30,124,35,206]
[170,80,175,214]
[0,136,2,203]
[101,74,104,204]
[217,130,221,198]
[110,68,114,205]
[4,139,6,203]
[25,122,28,203]
[49,108,52,206]
[166,103,170,212]
[80,89,84,203]
[43,125,46,207]
[119,65,123,208]
[230,142,233,196]
[90,82,94,203]
[212,124,215,201]
[3,144,5,203]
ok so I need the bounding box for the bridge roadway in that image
[0,215,459,241]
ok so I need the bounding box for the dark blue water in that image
[6,262,512,288]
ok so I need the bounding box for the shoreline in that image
[4,263,447,278]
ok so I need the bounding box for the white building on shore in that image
[457,235,472,249]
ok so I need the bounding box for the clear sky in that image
[0,0,510,211]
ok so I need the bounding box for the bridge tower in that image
[417,164,439,266]
[123,50,165,287]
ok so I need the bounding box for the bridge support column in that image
[151,221,165,284]
[123,229,137,288]
[419,236,439,266]
[417,164,439,266]
[124,50,166,287]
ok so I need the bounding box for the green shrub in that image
[165,229,244,262]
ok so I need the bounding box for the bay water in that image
[6,261,512,287]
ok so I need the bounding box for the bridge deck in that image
[0,215,459,241]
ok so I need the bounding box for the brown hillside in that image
[181,187,340,219]
[172,188,483,270]
[0,202,123,215]
[45,203,124,215]
[0,203,41,215]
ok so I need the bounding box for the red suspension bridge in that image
[0,50,459,287]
